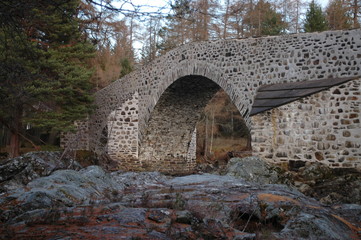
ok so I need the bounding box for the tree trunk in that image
[352,0,360,28]
[223,0,230,39]
[205,115,208,157]
[47,130,59,145]
[296,0,300,33]
[209,110,215,154]
[9,130,20,158]
[9,107,22,158]
[246,129,252,151]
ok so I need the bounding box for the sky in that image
[119,0,330,11]
[319,0,329,8]
[116,0,171,16]
[118,0,331,55]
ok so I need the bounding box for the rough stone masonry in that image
[252,78,361,168]
[61,29,361,174]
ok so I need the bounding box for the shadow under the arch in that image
[138,75,251,174]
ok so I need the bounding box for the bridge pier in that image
[107,92,139,168]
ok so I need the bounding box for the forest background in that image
[0,0,360,159]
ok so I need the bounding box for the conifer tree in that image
[304,0,328,32]
[158,0,194,53]
[0,0,95,157]
[244,0,286,36]
[326,0,352,30]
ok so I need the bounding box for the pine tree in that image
[0,0,95,157]
[304,0,328,32]
[162,0,194,49]
[260,3,288,35]
[326,0,352,30]
[244,0,286,36]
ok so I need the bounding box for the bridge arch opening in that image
[196,89,251,166]
[139,75,250,173]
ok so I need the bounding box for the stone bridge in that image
[62,29,361,173]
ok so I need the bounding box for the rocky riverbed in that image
[0,152,360,239]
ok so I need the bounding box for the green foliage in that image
[244,0,286,36]
[119,58,133,78]
[157,0,196,55]
[261,9,287,36]
[173,192,186,210]
[0,0,95,136]
[40,145,62,151]
[304,0,328,32]
[156,0,189,55]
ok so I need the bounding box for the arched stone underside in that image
[139,76,222,172]
[61,29,361,173]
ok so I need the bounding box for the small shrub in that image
[173,193,186,210]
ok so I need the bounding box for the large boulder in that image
[293,163,361,205]
[277,212,357,240]
[225,156,283,184]
[0,166,120,223]
[0,151,81,192]
[298,162,333,181]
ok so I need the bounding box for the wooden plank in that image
[258,77,357,91]
[250,76,359,116]
[255,87,326,99]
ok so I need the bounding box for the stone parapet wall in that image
[252,78,361,168]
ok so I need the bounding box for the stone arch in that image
[138,75,251,173]
[136,59,253,145]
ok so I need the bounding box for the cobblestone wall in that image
[251,78,361,168]
[62,29,361,173]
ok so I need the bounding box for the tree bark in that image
[9,107,23,158]
[223,0,230,39]
[352,0,360,28]
[246,129,252,151]
[209,110,215,154]
[9,129,20,158]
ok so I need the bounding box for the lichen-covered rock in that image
[110,171,170,189]
[332,204,361,225]
[226,156,282,184]
[0,162,360,239]
[0,151,81,192]
[298,162,333,181]
[293,165,361,205]
[277,212,357,240]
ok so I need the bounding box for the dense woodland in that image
[0,0,360,158]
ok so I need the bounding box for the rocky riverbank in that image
[0,152,360,239]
